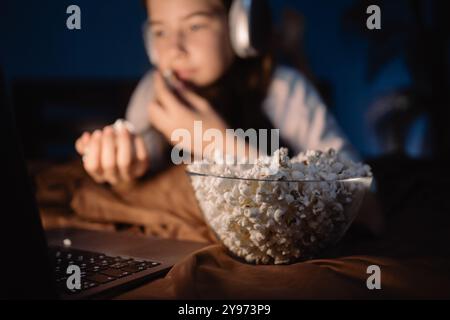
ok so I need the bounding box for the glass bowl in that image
[186,167,372,265]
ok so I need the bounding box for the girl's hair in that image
[192,0,277,136]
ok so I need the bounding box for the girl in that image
[75,0,384,235]
[75,0,361,187]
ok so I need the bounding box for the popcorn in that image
[113,119,136,134]
[188,148,372,265]
[82,119,136,161]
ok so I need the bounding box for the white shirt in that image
[126,65,361,171]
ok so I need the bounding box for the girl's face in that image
[146,0,235,87]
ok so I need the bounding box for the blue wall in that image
[1,0,412,158]
[0,0,149,78]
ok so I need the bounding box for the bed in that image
[33,156,450,299]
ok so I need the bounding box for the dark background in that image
[1,0,448,162]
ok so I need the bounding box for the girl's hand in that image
[148,71,228,159]
[75,122,149,186]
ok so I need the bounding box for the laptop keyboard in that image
[48,246,161,294]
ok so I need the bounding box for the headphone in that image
[143,0,271,66]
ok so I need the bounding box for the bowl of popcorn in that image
[187,148,373,265]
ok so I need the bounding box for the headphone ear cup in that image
[229,0,272,59]
[229,0,254,58]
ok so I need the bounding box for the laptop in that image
[0,69,208,300]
